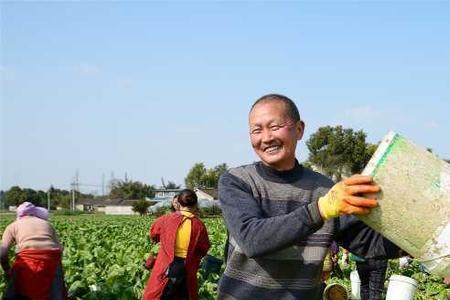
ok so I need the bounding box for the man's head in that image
[249,94,305,171]
[16,201,49,220]
[170,194,180,212]
[177,189,198,208]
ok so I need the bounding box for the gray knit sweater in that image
[217,161,398,300]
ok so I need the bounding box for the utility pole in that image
[108,171,115,195]
[70,170,79,211]
[71,183,75,211]
[76,169,79,194]
[102,173,105,196]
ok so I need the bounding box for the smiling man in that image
[249,98,304,172]
[217,94,400,300]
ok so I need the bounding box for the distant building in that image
[76,198,148,215]
[103,199,140,215]
[74,187,218,215]
[197,188,218,200]
[152,188,183,201]
[150,188,217,202]
[195,189,215,201]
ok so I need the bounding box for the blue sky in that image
[1,2,449,192]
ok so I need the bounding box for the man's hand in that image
[318,175,380,220]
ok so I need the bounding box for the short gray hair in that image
[250,94,301,122]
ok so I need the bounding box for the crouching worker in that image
[1,202,67,300]
[142,189,210,300]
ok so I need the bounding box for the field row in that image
[0,214,448,299]
[0,215,226,300]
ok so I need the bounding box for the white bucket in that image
[350,270,361,299]
[385,275,417,300]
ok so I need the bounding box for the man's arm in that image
[1,225,14,277]
[51,225,63,251]
[336,214,401,259]
[219,172,324,258]
[195,223,210,258]
[315,174,400,259]
[0,246,10,277]
[150,216,165,243]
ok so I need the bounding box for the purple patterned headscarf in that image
[16,202,49,220]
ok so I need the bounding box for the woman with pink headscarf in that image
[1,202,67,300]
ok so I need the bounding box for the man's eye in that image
[271,125,282,131]
[251,129,262,134]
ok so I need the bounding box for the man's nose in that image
[261,129,274,143]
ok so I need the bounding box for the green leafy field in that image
[0,214,448,299]
[0,214,225,299]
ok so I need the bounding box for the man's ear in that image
[296,120,305,141]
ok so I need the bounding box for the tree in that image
[109,180,154,200]
[306,126,375,181]
[203,163,228,188]
[132,200,151,216]
[185,163,228,189]
[366,143,378,158]
[5,186,27,206]
[2,185,93,210]
[0,190,5,210]
[48,187,71,209]
[165,181,181,189]
[185,163,207,189]
[160,177,181,189]
[21,188,47,207]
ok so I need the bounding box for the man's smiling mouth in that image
[264,145,282,153]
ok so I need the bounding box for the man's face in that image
[171,196,180,211]
[249,100,304,171]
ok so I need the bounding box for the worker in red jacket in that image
[142,189,210,300]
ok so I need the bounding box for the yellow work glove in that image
[318,175,380,220]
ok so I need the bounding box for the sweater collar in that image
[255,159,303,183]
